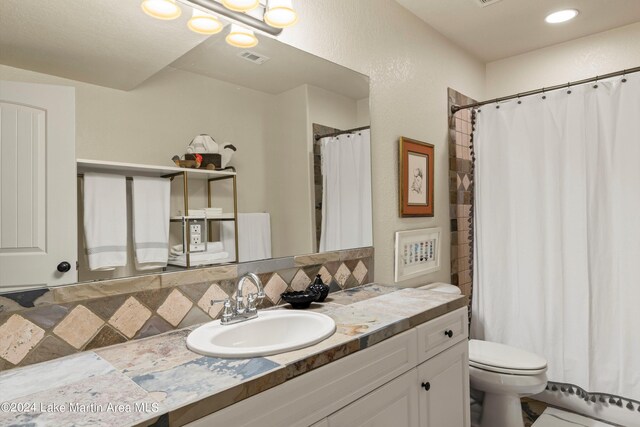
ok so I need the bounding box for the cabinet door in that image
[328,369,420,427]
[0,81,76,290]
[418,340,470,427]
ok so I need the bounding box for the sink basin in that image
[186,310,336,358]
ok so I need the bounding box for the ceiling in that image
[0,0,368,99]
[395,0,640,62]
[170,35,369,100]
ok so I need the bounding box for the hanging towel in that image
[83,173,127,271]
[132,176,171,271]
[221,213,271,262]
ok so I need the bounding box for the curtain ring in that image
[593,76,599,89]
[517,94,521,104]
[622,70,627,83]
[542,88,546,100]
[567,82,572,95]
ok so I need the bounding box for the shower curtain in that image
[319,129,373,252]
[472,74,640,401]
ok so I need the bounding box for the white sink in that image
[186,310,336,358]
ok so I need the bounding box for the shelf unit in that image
[77,159,239,268]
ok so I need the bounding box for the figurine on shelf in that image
[172,153,202,169]
[173,134,236,170]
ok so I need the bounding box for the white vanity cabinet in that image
[187,307,469,427]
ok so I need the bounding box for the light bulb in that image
[545,9,579,24]
[222,0,259,12]
[264,0,297,28]
[141,0,182,20]
[188,9,224,34]
[225,24,259,48]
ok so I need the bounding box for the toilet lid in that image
[469,340,547,375]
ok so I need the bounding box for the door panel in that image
[0,81,76,289]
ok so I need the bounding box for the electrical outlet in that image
[190,224,202,246]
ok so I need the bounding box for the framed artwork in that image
[399,137,434,217]
[394,227,441,282]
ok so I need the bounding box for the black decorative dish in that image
[281,291,320,309]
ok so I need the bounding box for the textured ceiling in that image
[0,0,209,90]
[170,35,369,99]
[395,0,640,62]
[0,0,368,98]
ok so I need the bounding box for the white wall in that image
[486,22,640,98]
[278,0,486,286]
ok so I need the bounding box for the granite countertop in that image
[0,284,467,427]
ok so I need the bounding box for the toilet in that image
[420,283,548,427]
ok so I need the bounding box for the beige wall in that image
[278,0,486,286]
[486,22,640,98]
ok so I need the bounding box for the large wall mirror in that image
[0,0,372,291]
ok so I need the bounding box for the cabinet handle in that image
[57,261,71,273]
[421,382,431,391]
[444,329,453,338]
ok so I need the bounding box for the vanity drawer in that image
[416,307,468,363]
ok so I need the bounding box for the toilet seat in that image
[469,339,547,376]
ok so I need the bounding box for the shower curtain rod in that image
[314,126,370,141]
[451,66,640,114]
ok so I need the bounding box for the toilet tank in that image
[419,282,462,295]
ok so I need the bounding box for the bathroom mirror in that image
[0,0,371,288]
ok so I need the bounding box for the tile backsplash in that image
[0,247,373,371]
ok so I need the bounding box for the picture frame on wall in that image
[394,227,441,282]
[399,137,434,217]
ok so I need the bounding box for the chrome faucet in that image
[212,273,265,325]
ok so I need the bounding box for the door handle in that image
[57,261,71,273]
[444,329,453,338]
[421,382,431,391]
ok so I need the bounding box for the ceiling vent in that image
[474,0,502,7]
[237,50,270,65]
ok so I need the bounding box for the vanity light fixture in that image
[545,9,579,24]
[188,9,224,34]
[264,0,298,28]
[222,0,259,12]
[141,0,182,20]
[225,23,259,47]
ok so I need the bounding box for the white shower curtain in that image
[319,129,373,252]
[472,73,640,400]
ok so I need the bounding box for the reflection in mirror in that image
[0,0,371,289]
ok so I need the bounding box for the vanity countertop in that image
[0,284,467,427]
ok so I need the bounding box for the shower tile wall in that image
[447,88,476,307]
[0,247,373,372]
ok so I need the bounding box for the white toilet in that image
[420,283,548,427]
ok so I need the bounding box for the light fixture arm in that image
[179,0,283,35]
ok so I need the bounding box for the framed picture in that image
[399,137,434,217]
[394,227,441,282]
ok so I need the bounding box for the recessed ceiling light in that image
[545,9,579,24]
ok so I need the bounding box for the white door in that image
[418,340,471,427]
[328,369,420,427]
[0,81,76,290]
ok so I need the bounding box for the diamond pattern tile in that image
[352,261,368,285]
[317,266,332,285]
[334,263,351,288]
[54,305,104,350]
[108,297,151,339]
[265,274,288,304]
[198,284,231,318]
[157,289,192,327]
[290,269,311,291]
[0,315,45,364]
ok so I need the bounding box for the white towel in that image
[83,173,127,271]
[168,251,231,267]
[221,213,271,262]
[170,241,224,256]
[132,176,170,271]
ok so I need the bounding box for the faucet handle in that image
[246,294,258,313]
[211,298,234,323]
